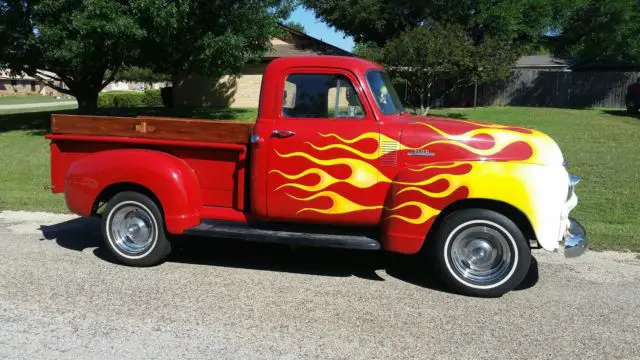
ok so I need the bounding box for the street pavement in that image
[0,101,77,110]
[1,210,639,360]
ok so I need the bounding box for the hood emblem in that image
[407,149,435,157]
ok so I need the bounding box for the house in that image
[173,24,352,108]
[103,81,168,92]
[0,69,64,96]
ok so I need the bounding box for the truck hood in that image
[395,115,564,167]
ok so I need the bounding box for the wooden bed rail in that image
[51,114,254,144]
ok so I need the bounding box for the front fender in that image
[65,149,202,233]
[381,161,568,254]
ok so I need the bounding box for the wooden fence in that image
[396,69,640,109]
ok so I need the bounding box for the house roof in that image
[262,24,353,60]
[0,69,59,81]
[514,55,570,69]
[0,69,37,80]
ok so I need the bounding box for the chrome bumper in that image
[562,218,588,258]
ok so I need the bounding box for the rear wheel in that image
[101,191,172,266]
[627,104,638,114]
[433,209,531,297]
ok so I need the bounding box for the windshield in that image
[366,70,404,115]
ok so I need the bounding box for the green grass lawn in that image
[0,106,638,251]
[0,95,75,105]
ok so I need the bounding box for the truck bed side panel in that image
[49,137,246,212]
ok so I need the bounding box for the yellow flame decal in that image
[387,160,540,228]
[413,122,525,155]
[455,119,525,129]
[386,201,440,225]
[411,122,559,164]
[396,185,459,198]
[287,191,383,215]
[408,162,464,172]
[272,150,391,192]
[305,132,409,160]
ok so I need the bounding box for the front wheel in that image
[101,191,172,266]
[433,209,531,297]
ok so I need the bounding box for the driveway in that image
[0,210,639,360]
[0,101,77,110]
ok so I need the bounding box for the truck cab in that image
[46,56,587,297]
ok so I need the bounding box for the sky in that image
[286,7,355,52]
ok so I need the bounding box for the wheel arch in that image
[64,148,202,234]
[92,182,163,217]
[425,198,537,250]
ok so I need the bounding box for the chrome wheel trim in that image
[443,220,519,290]
[106,201,159,259]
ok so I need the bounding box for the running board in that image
[183,220,380,250]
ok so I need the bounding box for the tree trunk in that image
[74,90,100,114]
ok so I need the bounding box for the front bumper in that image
[558,173,588,257]
[561,218,588,258]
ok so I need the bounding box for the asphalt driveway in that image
[1,210,639,359]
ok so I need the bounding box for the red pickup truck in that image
[46,56,586,297]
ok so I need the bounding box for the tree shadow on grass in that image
[432,112,469,120]
[600,109,640,120]
[39,217,539,297]
[0,109,74,133]
[0,106,257,135]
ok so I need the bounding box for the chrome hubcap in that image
[110,205,155,256]
[450,226,512,285]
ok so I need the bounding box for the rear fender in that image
[381,161,568,254]
[65,149,202,233]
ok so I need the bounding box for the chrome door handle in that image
[271,130,296,138]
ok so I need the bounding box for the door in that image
[264,68,383,225]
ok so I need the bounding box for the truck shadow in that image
[39,218,538,295]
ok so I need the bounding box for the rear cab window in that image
[282,73,365,119]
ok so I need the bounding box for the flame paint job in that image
[267,116,567,253]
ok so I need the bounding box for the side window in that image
[282,73,365,119]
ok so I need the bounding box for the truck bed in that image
[51,114,254,144]
[46,114,253,211]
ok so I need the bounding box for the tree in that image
[381,24,477,113]
[305,0,561,108]
[0,0,144,112]
[0,0,294,113]
[116,66,170,86]
[284,21,306,33]
[554,0,640,66]
[134,0,294,82]
[303,0,559,48]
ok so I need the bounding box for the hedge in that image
[98,89,162,108]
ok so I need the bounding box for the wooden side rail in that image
[51,114,254,144]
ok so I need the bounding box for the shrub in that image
[98,90,163,108]
[98,92,117,108]
[142,89,163,106]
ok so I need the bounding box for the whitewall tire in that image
[101,191,172,266]
[433,209,531,297]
